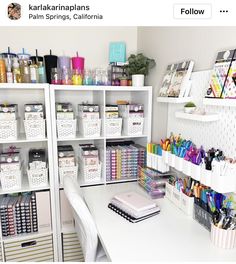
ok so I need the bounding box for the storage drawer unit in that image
[62,232,84,262]
[3,234,54,262]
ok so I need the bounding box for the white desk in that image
[82,182,236,262]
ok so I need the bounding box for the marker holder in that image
[162,150,169,164]
[168,153,175,167]
[182,159,191,176]
[190,163,201,181]
[211,223,236,249]
[200,167,212,187]
[147,153,169,173]
[175,156,183,171]
[180,192,194,216]
[165,181,173,201]
[211,162,236,193]
[172,187,181,207]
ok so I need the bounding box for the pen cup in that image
[190,163,201,181]
[175,156,183,171]
[182,159,191,176]
[162,150,169,164]
[211,223,236,249]
[200,167,212,187]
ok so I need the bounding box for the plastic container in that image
[168,153,175,167]
[57,119,77,139]
[27,167,48,188]
[80,162,102,183]
[172,187,181,207]
[59,165,78,185]
[105,118,122,137]
[123,117,144,136]
[0,169,22,191]
[182,159,191,176]
[0,119,18,140]
[211,223,236,249]
[175,156,183,171]
[200,166,212,187]
[190,163,201,181]
[24,119,46,140]
[162,150,169,164]
[180,192,194,217]
[165,181,174,201]
[78,118,101,138]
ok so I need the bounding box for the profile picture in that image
[8,3,21,20]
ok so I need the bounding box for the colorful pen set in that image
[147,143,162,156]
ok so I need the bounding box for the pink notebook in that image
[114,192,156,212]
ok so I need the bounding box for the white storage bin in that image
[0,169,22,191]
[162,150,169,164]
[172,187,181,207]
[211,223,236,249]
[180,192,194,217]
[78,118,101,138]
[165,182,173,201]
[24,119,46,140]
[105,118,122,136]
[0,119,18,140]
[190,163,201,181]
[200,167,212,187]
[157,155,169,173]
[57,119,77,139]
[175,156,183,171]
[211,162,236,193]
[80,162,102,183]
[168,153,175,167]
[4,234,54,262]
[123,117,144,136]
[27,167,48,188]
[146,152,152,168]
[59,165,78,185]
[182,159,191,176]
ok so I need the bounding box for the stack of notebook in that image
[108,191,160,223]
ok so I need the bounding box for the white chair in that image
[63,176,108,262]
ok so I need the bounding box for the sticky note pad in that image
[109,42,126,63]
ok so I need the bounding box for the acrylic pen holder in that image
[211,223,236,249]
[182,159,191,176]
[190,163,201,181]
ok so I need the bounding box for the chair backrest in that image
[63,176,98,262]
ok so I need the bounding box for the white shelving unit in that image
[203,98,236,107]
[157,96,193,103]
[0,84,58,262]
[175,111,219,122]
[49,85,152,261]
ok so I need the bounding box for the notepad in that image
[113,191,156,212]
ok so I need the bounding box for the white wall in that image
[137,27,236,143]
[0,27,137,68]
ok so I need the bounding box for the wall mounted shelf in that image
[203,98,236,107]
[157,97,193,104]
[175,111,219,122]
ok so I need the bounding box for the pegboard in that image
[167,70,236,158]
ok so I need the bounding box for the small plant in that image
[125,53,156,76]
[184,102,196,107]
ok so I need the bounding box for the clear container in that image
[72,69,83,85]
[61,67,72,85]
[51,68,61,85]
[83,69,93,85]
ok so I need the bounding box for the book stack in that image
[0,191,51,237]
[108,191,160,223]
[106,141,146,181]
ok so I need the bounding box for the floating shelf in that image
[203,98,236,107]
[157,97,193,104]
[175,111,219,122]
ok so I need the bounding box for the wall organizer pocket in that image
[0,119,18,140]
[56,119,77,139]
[162,150,169,164]
[190,163,201,181]
[123,117,144,136]
[211,161,236,193]
[165,181,174,200]
[182,159,191,176]
[172,187,181,207]
[24,119,46,139]
[175,156,183,171]
[200,167,212,187]
[78,118,101,138]
[59,164,78,185]
[27,167,48,188]
[168,153,175,167]
[105,118,122,137]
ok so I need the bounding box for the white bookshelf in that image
[0,84,58,262]
[49,85,152,261]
